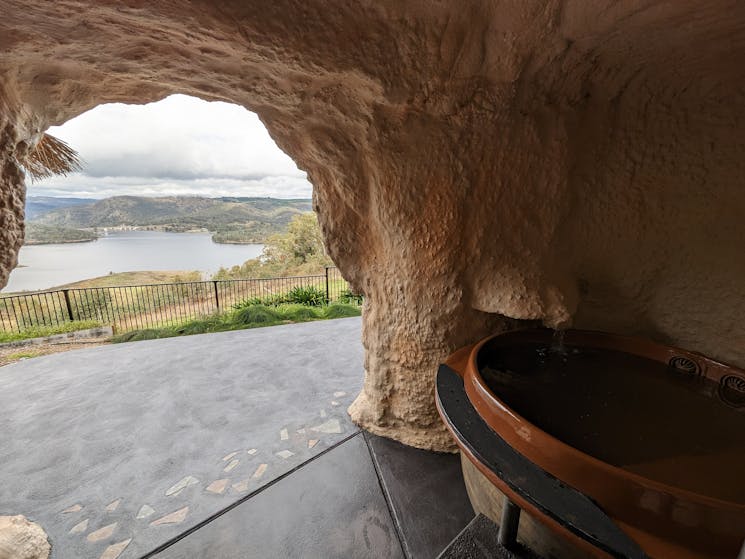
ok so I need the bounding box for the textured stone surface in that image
[1,1,745,450]
[0,516,50,559]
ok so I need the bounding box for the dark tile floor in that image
[152,432,477,559]
[366,434,475,559]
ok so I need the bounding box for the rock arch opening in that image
[8,94,313,292]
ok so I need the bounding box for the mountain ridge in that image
[29,195,313,243]
[25,196,95,220]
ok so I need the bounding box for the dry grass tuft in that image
[23,133,82,181]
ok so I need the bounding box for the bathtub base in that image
[461,455,595,559]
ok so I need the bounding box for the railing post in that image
[62,289,74,321]
[325,267,330,304]
[212,280,220,311]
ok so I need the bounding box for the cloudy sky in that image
[31,94,312,199]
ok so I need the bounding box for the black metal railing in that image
[0,266,358,334]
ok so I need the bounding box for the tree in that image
[213,212,333,279]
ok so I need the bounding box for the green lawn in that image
[112,303,361,343]
[0,320,102,343]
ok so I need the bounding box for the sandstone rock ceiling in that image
[1,1,744,449]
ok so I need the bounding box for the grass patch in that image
[234,305,283,325]
[0,320,102,343]
[276,304,323,321]
[5,350,43,361]
[111,303,361,343]
[111,328,174,343]
[323,304,362,319]
[59,270,202,289]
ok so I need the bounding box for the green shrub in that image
[277,304,323,321]
[233,294,285,309]
[112,328,173,343]
[285,285,327,306]
[233,304,282,325]
[112,300,360,344]
[322,304,362,319]
[338,288,363,306]
[174,317,225,335]
[234,285,327,309]
[233,297,265,309]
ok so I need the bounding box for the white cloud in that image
[31,94,312,199]
[33,174,312,199]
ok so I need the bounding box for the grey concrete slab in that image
[0,317,363,559]
[155,433,406,559]
[365,433,475,559]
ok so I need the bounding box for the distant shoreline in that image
[24,238,97,246]
[27,194,312,246]
[23,229,266,246]
[4,232,265,294]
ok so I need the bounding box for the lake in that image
[3,231,264,293]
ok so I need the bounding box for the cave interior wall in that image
[1,0,743,449]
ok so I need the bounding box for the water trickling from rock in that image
[550,328,567,356]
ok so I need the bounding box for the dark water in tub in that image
[479,342,745,502]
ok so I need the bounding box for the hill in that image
[25,196,95,220]
[31,196,313,243]
[24,223,97,245]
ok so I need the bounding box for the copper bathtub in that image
[436,329,745,558]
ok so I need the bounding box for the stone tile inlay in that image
[62,504,82,514]
[99,538,132,559]
[69,519,88,534]
[165,476,199,496]
[312,418,342,434]
[280,428,289,440]
[308,439,319,449]
[151,506,189,527]
[223,459,240,473]
[87,522,117,542]
[252,464,268,479]
[232,480,250,493]
[276,450,295,459]
[222,451,239,462]
[136,505,155,519]
[105,499,121,512]
[206,479,229,494]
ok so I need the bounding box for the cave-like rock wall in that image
[1,1,744,450]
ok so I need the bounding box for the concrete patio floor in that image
[1,317,477,559]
